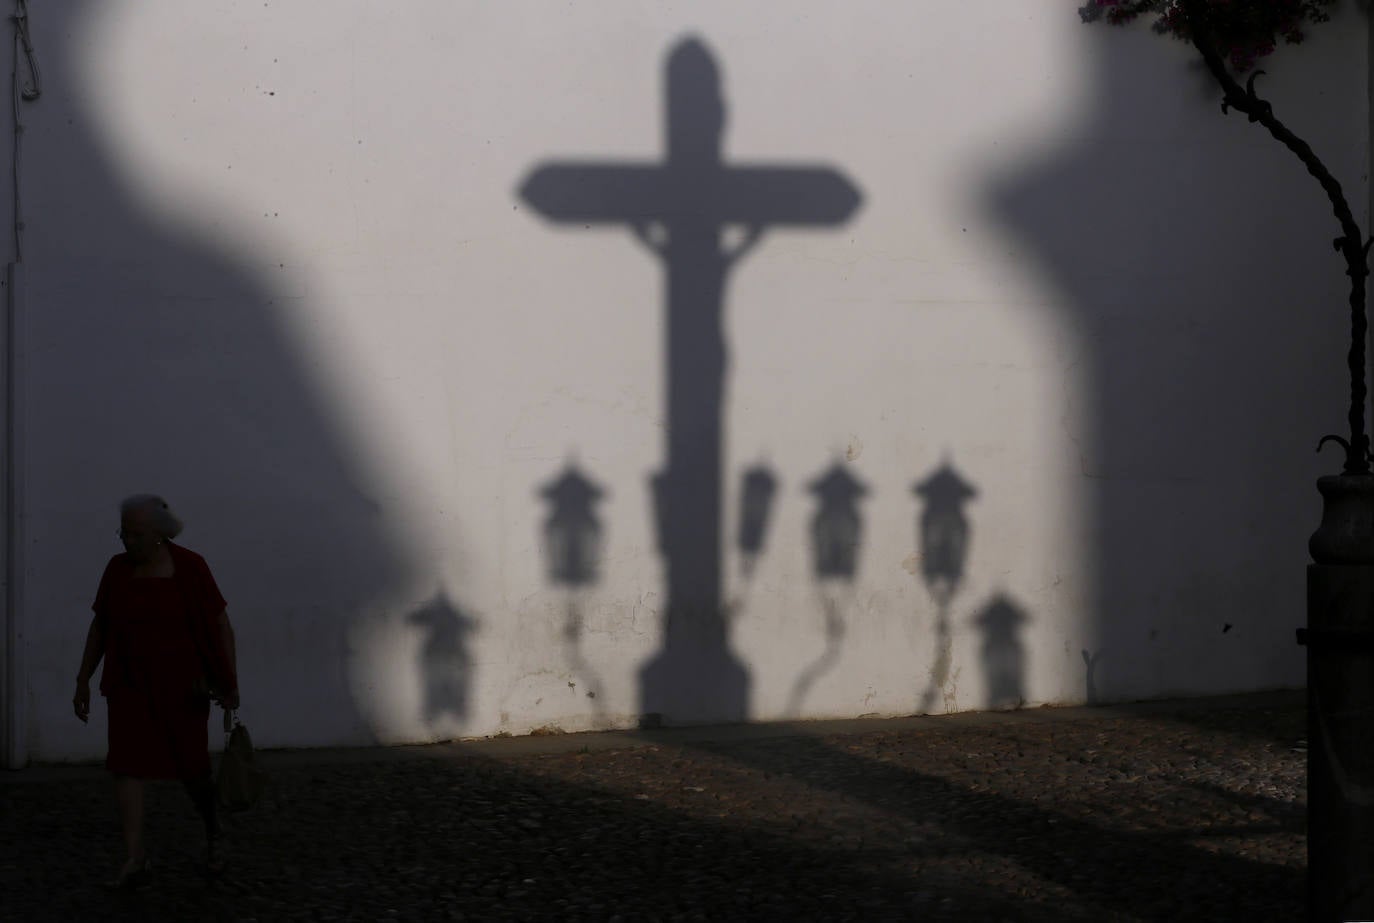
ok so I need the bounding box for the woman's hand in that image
[214,689,240,711]
[73,679,90,723]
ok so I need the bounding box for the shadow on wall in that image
[984,20,1356,700]
[519,37,861,726]
[722,461,780,644]
[908,459,1033,713]
[1082,648,1104,706]
[734,462,778,587]
[913,459,979,714]
[973,594,1030,710]
[32,5,412,746]
[407,592,479,727]
[785,460,868,716]
[538,459,609,717]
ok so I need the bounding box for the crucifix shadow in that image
[520,38,861,724]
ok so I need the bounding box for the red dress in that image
[93,544,230,779]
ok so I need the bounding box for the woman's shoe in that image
[104,857,152,891]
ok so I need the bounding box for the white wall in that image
[13,1,1366,761]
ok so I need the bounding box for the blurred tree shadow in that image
[984,12,1355,706]
[29,2,413,747]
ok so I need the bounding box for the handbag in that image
[216,709,266,811]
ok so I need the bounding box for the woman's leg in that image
[113,775,146,872]
[182,775,219,842]
[182,775,223,874]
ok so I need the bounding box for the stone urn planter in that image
[1309,474,1374,565]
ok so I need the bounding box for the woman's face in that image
[118,510,163,563]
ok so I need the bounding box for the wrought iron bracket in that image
[1317,434,1373,476]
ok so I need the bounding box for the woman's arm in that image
[214,609,239,710]
[73,614,103,722]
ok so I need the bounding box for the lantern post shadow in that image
[539,460,608,716]
[786,461,868,716]
[725,462,779,624]
[519,38,861,724]
[913,460,977,714]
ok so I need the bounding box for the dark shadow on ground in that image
[3,756,1045,921]
[1163,698,1308,749]
[520,37,861,727]
[684,728,1303,921]
[1,711,1305,921]
[1182,777,1306,832]
[0,697,1306,920]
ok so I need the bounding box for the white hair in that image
[119,494,184,540]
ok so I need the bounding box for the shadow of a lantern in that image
[737,464,778,579]
[406,591,479,727]
[539,461,608,716]
[973,594,1030,710]
[913,461,978,714]
[1082,648,1104,706]
[786,461,868,716]
[729,462,778,619]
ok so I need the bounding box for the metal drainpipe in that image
[1,7,17,772]
[3,261,22,770]
[3,0,37,770]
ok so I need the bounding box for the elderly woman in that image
[72,495,239,888]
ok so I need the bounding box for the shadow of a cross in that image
[520,37,861,725]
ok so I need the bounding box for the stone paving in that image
[2,691,1305,921]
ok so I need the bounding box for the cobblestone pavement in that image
[3,692,1305,922]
